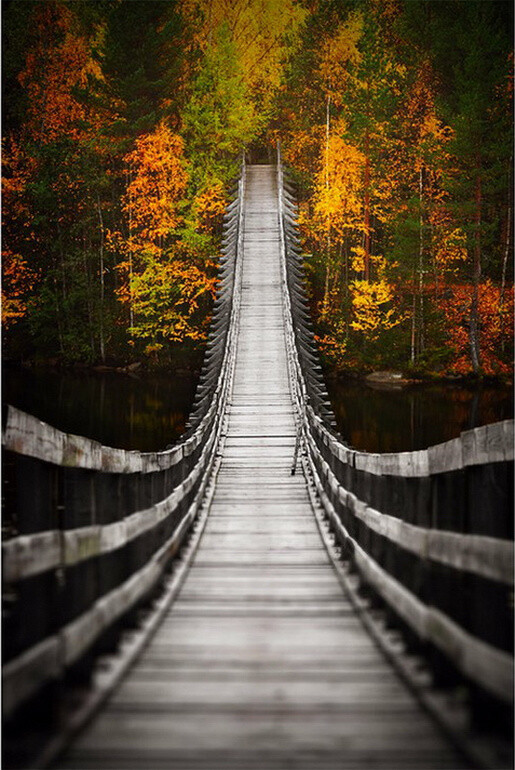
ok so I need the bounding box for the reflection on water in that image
[2,366,513,455]
[2,366,199,452]
[326,379,514,453]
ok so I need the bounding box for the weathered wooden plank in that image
[309,404,513,478]
[2,404,187,473]
[168,602,356,618]
[199,532,324,549]
[201,500,311,511]
[306,430,514,585]
[2,531,61,582]
[109,678,418,707]
[59,711,464,763]
[192,550,330,566]
[309,451,515,703]
[2,430,216,581]
[3,477,206,718]
[2,636,61,719]
[202,518,316,534]
[55,748,462,770]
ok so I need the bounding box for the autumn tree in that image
[282,0,513,375]
[108,121,216,356]
[181,23,260,188]
[389,50,455,366]
[2,1,113,361]
[3,1,194,364]
[403,0,513,373]
[3,0,512,377]
[181,0,306,118]
[438,281,514,375]
[287,1,409,367]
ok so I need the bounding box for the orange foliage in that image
[2,139,38,328]
[109,123,221,350]
[402,60,452,170]
[18,2,105,144]
[123,123,187,248]
[194,182,227,234]
[1,250,38,327]
[438,280,514,374]
[2,137,36,237]
[314,331,347,368]
[282,126,322,176]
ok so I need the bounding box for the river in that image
[326,377,513,453]
[2,366,198,452]
[2,366,513,453]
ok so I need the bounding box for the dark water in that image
[2,366,199,452]
[2,367,513,454]
[326,378,514,453]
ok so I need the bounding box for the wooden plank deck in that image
[54,166,467,769]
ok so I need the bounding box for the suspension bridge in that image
[2,158,513,770]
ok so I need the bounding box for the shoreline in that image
[2,356,513,389]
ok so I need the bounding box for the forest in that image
[2,0,513,379]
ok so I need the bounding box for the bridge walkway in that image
[55,166,466,769]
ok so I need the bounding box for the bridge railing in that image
[277,149,514,725]
[1,163,246,724]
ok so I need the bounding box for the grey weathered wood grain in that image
[2,429,217,581]
[304,429,514,584]
[307,444,514,704]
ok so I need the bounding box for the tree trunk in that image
[418,165,425,356]
[363,135,371,282]
[469,170,482,373]
[55,221,68,356]
[325,94,330,191]
[410,272,416,365]
[126,168,134,332]
[344,240,350,343]
[363,80,371,282]
[97,195,105,362]
[83,232,95,356]
[323,94,331,309]
[499,159,512,352]
[53,276,64,357]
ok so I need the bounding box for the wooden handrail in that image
[277,146,514,713]
[2,161,247,721]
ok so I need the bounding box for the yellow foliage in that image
[350,279,404,340]
[435,227,468,269]
[181,0,306,107]
[283,125,322,175]
[118,250,217,347]
[350,246,365,273]
[18,3,106,144]
[1,250,37,328]
[318,11,363,101]
[311,132,366,242]
[429,206,469,276]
